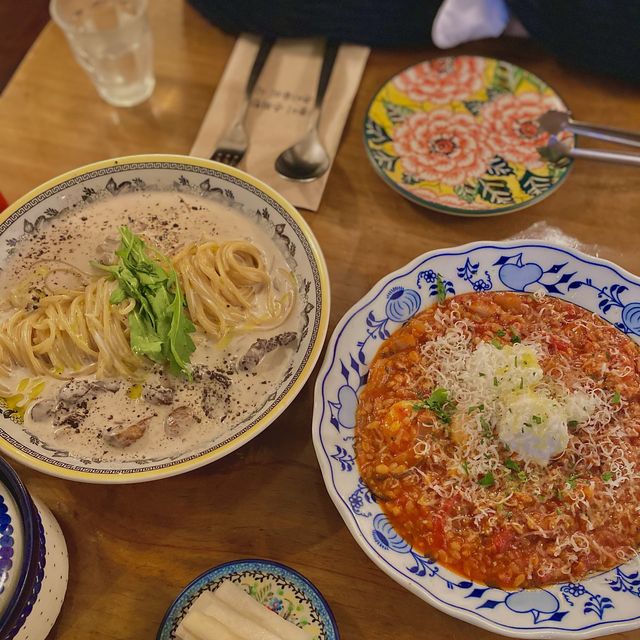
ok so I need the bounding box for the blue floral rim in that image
[156,558,340,640]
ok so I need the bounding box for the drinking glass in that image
[50,0,155,107]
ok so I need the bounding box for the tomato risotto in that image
[355,292,640,588]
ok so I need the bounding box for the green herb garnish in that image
[611,391,621,405]
[467,403,485,414]
[504,459,521,473]
[566,474,579,489]
[495,329,506,337]
[95,226,196,377]
[567,420,579,429]
[480,416,493,439]
[461,461,469,476]
[435,273,447,303]
[491,337,503,350]
[414,387,456,424]
[510,332,521,344]
[601,471,613,482]
[532,415,542,424]
[478,472,495,487]
[493,376,499,387]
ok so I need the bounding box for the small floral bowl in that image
[0,456,68,640]
[157,559,339,640]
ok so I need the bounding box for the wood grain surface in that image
[0,1,639,639]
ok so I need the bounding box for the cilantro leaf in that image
[478,472,495,487]
[414,387,456,424]
[504,458,521,473]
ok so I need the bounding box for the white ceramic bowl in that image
[313,241,640,639]
[0,155,330,483]
[0,456,68,640]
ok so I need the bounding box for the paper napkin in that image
[190,35,370,211]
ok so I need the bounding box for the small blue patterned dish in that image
[157,559,339,640]
[0,456,68,640]
[313,241,640,639]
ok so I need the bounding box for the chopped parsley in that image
[611,391,621,405]
[493,376,499,387]
[478,472,495,487]
[467,403,485,414]
[532,414,542,424]
[567,420,579,429]
[414,387,456,423]
[566,474,580,489]
[510,331,521,344]
[461,460,469,476]
[601,471,613,482]
[480,416,493,439]
[491,337,503,350]
[504,458,520,473]
[435,274,446,303]
[495,329,506,337]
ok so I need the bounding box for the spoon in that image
[275,40,339,182]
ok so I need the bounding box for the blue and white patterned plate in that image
[157,559,339,640]
[312,241,640,639]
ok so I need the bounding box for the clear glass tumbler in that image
[50,0,155,107]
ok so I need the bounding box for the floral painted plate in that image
[313,241,640,638]
[364,56,574,216]
[157,559,340,640]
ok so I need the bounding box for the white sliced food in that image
[179,609,242,640]
[190,590,218,613]
[215,581,309,640]
[201,597,283,640]
[174,620,199,640]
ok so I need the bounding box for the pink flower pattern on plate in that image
[393,56,486,104]
[409,187,488,210]
[482,92,567,168]
[393,109,492,186]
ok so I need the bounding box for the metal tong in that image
[537,111,640,167]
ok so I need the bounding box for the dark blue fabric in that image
[188,0,441,47]
[189,0,640,83]
[508,1,640,84]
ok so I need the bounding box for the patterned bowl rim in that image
[0,154,331,483]
[312,240,640,639]
[362,55,574,217]
[156,557,340,639]
[0,456,38,635]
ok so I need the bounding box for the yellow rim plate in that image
[364,56,574,216]
[0,154,330,483]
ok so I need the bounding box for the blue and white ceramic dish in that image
[0,456,68,640]
[312,241,640,639]
[157,558,339,640]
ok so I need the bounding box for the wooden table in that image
[1,2,640,639]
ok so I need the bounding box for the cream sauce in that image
[0,191,300,462]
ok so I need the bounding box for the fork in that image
[210,36,275,167]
